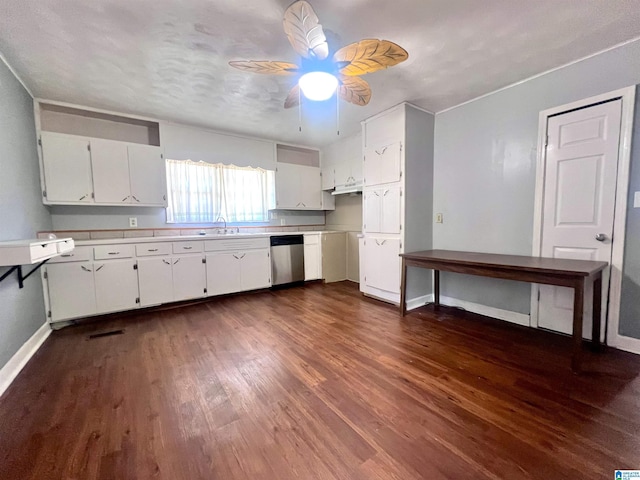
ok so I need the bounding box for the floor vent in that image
[88,329,125,340]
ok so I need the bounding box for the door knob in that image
[595,233,607,242]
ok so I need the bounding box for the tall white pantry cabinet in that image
[360,103,435,307]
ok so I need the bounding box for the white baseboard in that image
[611,334,640,355]
[439,295,531,327]
[0,322,51,399]
[407,294,433,311]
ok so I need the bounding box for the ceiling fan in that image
[229,0,408,108]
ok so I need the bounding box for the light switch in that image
[634,191,640,208]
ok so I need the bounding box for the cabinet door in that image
[206,253,241,296]
[334,163,351,188]
[91,139,131,204]
[364,142,401,186]
[40,132,93,203]
[138,257,173,307]
[46,263,97,322]
[275,163,300,209]
[298,165,322,209]
[172,255,206,301]
[128,145,166,206]
[321,165,334,190]
[240,250,271,291]
[364,238,401,294]
[94,259,139,314]
[303,244,321,281]
[364,190,382,233]
[380,186,401,234]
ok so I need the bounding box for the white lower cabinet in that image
[205,249,270,295]
[94,259,139,314]
[206,253,242,296]
[363,237,401,294]
[137,257,174,307]
[47,263,97,322]
[172,254,207,301]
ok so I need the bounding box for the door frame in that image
[530,86,638,353]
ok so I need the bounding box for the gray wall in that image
[619,89,640,338]
[433,39,640,337]
[0,60,52,369]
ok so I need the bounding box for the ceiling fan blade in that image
[338,76,371,106]
[284,85,301,109]
[283,1,329,60]
[229,61,299,75]
[334,39,408,76]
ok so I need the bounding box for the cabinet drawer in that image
[56,239,75,254]
[205,237,269,252]
[136,242,172,257]
[94,244,135,260]
[48,246,93,263]
[303,234,320,245]
[172,241,204,254]
[31,241,59,262]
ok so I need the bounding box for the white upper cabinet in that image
[321,132,363,189]
[275,162,322,210]
[40,132,93,203]
[321,165,334,190]
[364,141,402,187]
[128,145,166,206]
[91,138,131,204]
[364,186,401,234]
[364,190,382,233]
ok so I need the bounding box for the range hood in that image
[331,182,363,196]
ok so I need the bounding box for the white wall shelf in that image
[0,238,74,288]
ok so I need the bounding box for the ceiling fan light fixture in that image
[298,71,338,101]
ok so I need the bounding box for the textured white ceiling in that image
[2,0,640,147]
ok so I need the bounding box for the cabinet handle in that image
[163,259,171,265]
[122,196,130,202]
[81,265,92,272]
[148,249,158,252]
[239,253,246,259]
[373,191,380,197]
[183,246,193,250]
[301,202,306,207]
[108,252,120,255]
[132,195,141,203]
[78,194,88,201]
[95,265,104,271]
[375,147,387,156]
[375,239,387,246]
[173,258,180,265]
[61,254,74,257]
[296,202,302,207]
[383,190,389,196]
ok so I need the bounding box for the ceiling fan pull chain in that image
[298,87,302,132]
[336,91,340,136]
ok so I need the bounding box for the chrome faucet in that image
[215,215,227,229]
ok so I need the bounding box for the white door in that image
[172,255,206,301]
[206,252,241,296]
[128,145,166,206]
[380,186,401,234]
[94,260,139,314]
[40,132,93,203]
[240,250,271,291]
[46,263,97,321]
[538,99,622,337]
[91,138,131,204]
[364,190,382,233]
[138,257,174,306]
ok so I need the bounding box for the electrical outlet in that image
[436,213,443,224]
[634,191,640,208]
[280,218,286,226]
[129,217,138,228]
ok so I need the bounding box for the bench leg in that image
[400,258,407,316]
[434,270,440,308]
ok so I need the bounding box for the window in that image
[166,160,275,223]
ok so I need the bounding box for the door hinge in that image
[47,310,51,318]
[87,144,91,151]
[364,276,367,282]
[43,190,47,198]
[135,297,140,304]
[161,153,164,159]
[400,224,402,231]
[91,192,95,199]
[204,288,207,294]
[538,290,541,301]
[202,258,206,264]
[43,270,48,280]
[38,137,42,146]
[544,135,549,147]
[133,263,138,270]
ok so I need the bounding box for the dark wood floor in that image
[1,282,640,479]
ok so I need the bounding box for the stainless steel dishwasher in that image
[270,235,304,286]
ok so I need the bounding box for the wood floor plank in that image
[1,281,640,479]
